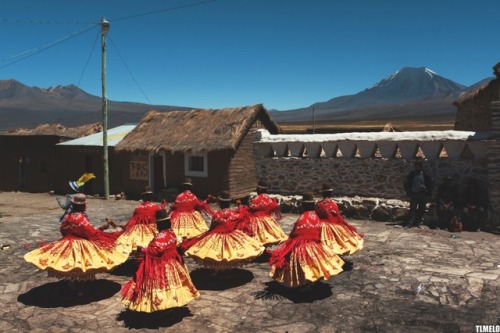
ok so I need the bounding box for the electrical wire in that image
[57,27,101,124]
[108,35,154,106]
[110,0,217,22]
[0,23,100,70]
[0,18,96,25]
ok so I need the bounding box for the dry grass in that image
[277,118,455,134]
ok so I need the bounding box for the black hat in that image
[257,181,268,190]
[218,190,231,202]
[182,178,193,186]
[302,192,316,204]
[155,209,171,222]
[321,183,333,193]
[141,186,153,195]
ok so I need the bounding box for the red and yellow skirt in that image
[117,224,158,255]
[121,260,199,312]
[171,211,209,240]
[250,215,288,246]
[185,230,264,270]
[24,237,129,281]
[269,239,344,288]
[321,222,363,255]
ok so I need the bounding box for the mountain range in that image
[269,67,491,123]
[0,67,493,132]
[0,80,191,132]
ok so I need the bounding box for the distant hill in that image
[0,67,493,132]
[270,67,493,123]
[0,79,191,132]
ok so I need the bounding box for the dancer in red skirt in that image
[24,193,128,293]
[315,184,363,255]
[244,181,287,246]
[115,186,163,255]
[169,178,213,239]
[180,190,264,270]
[268,192,344,288]
[121,209,199,312]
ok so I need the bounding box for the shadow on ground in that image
[190,268,254,291]
[109,258,139,277]
[17,279,121,308]
[252,250,271,263]
[117,307,193,329]
[253,280,333,303]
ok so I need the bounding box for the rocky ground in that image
[0,192,499,333]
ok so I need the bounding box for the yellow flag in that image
[76,173,96,187]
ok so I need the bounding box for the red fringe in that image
[125,249,183,301]
[320,210,363,238]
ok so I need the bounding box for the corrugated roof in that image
[57,124,137,147]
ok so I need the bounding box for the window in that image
[184,152,208,177]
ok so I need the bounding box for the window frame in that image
[184,152,208,177]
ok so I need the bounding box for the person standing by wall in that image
[403,160,433,229]
[461,178,489,231]
[435,175,458,230]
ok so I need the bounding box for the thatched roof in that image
[115,104,282,153]
[5,122,102,138]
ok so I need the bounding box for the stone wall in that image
[486,101,500,227]
[255,156,486,200]
[253,129,497,228]
[254,130,489,199]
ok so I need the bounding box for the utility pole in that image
[101,17,110,200]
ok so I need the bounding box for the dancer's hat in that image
[70,193,87,205]
[218,190,231,202]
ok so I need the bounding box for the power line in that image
[0,23,99,70]
[0,0,217,26]
[110,0,217,22]
[0,18,96,25]
[57,27,101,124]
[0,0,218,69]
[108,35,154,106]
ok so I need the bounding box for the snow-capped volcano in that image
[365,67,466,103]
[271,67,477,123]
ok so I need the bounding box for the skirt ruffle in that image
[171,211,209,239]
[269,240,344,288]
[321,222,363,255]
[24,238,129,280]
[185,230,264,270]
[121,261,199,312]
[250,215,288,246]
[117,224,158,254]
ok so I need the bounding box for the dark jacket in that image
[404,170,433,197]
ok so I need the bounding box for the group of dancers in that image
[24,178,364,313]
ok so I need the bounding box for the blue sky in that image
[1,0,499,111]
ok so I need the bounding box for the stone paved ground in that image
[0,192,499,333]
